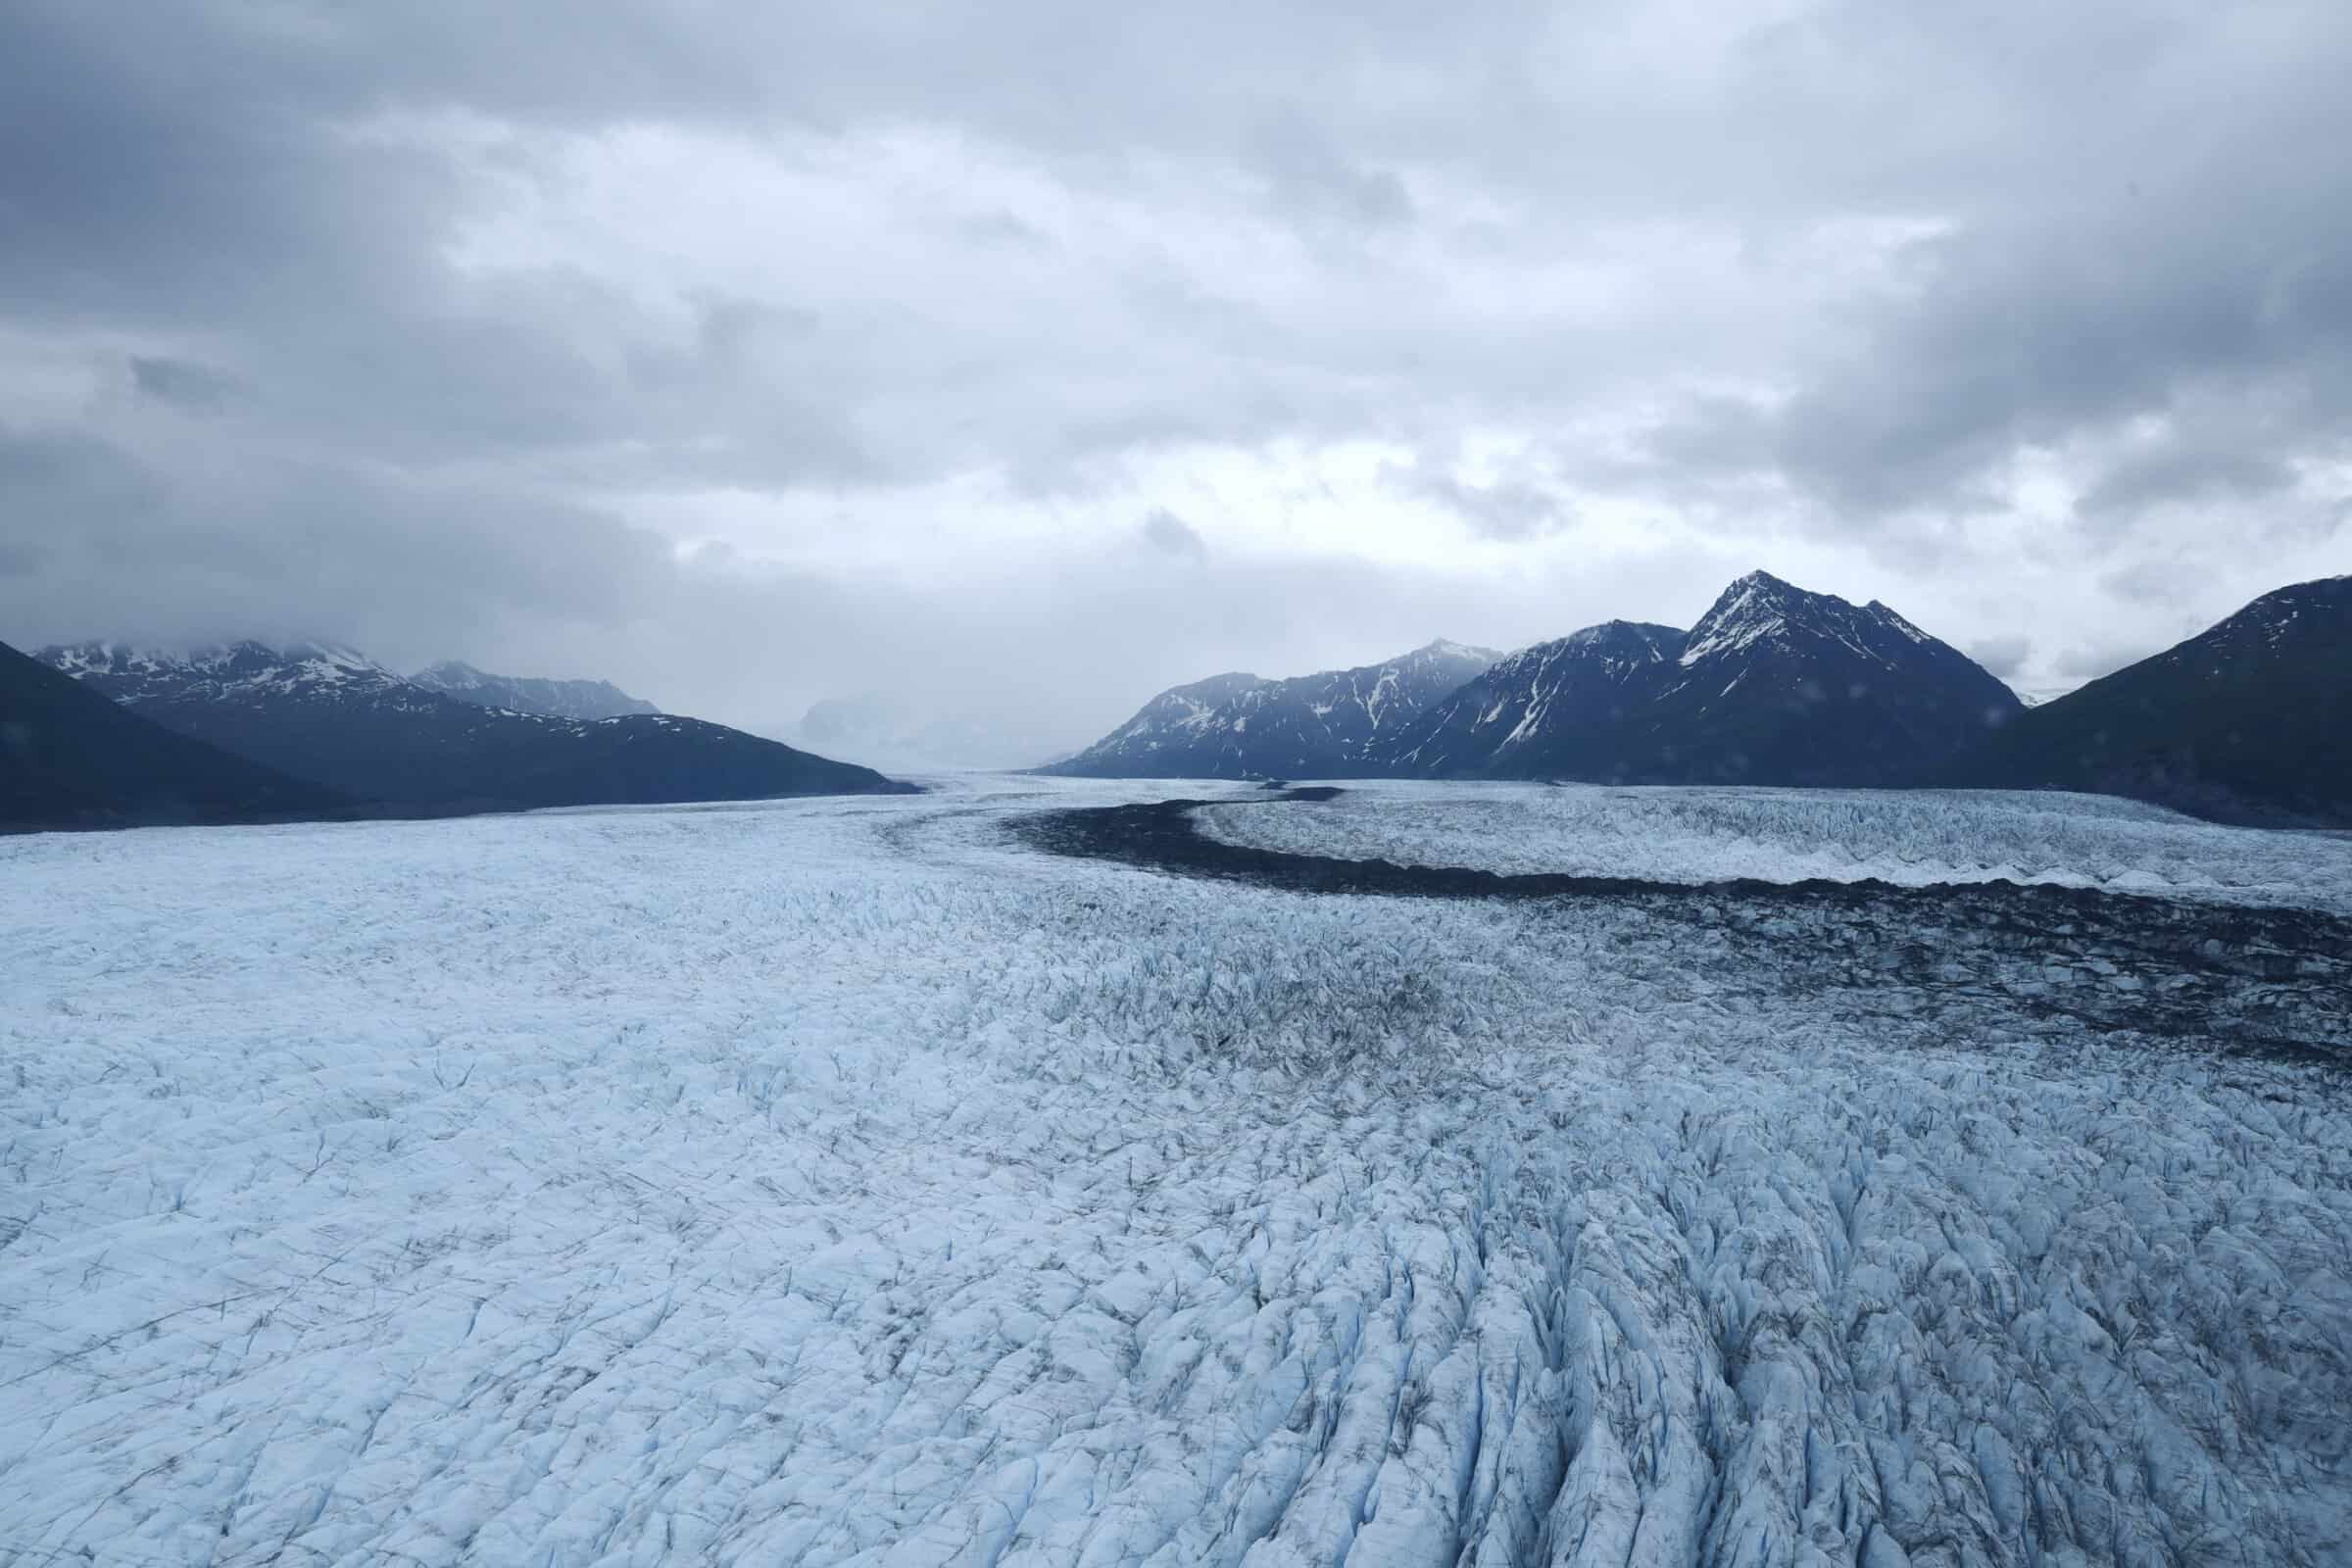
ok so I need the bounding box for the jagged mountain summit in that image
[38,641,910,811]
[1593,570,2024,786]
[1387,620,1686,775]
[44,640,402,708]
[1047,640,1500,779]
[1946,573,2352,825]
[1382,572,2022,785]
[410,661,658,721]
[2,640,348,829]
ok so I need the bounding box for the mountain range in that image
[1051,569,2350,825]
[12,569,2345,833]
[1055,573,2022,788]
[409,661,659,720]
[1048,640,1499,778]
[13,642,908,828]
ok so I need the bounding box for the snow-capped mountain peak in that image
[1411,638,1500,666]
[39,640,404,707]
[1677,570,1816,667]
[1676,572,1959,677]
[1557,618,1678,652]
[1391,574,2020,785]
[410,660,659,721]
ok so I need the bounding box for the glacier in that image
[1194,781,2352,912]
[3,776,2347,1566]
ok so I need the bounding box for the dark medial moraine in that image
[1018,788,2352,1068]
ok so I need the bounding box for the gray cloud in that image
[2080,453,2296,523]
[1245,114,1416,232]
[0,426,669,664]
[128,357,244,414]
[0,0,2344,732]
[2098,560,2205,611]
[2055,635,2162,682]
[1611,7,2352,536]
[1388,460,1572,541]
[1140,508,1209,564]
[0,425,162,525]
[1965,635,2033,681]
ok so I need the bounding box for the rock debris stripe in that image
[1015,789,2352,1067]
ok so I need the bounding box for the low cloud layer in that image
[2,1,2345,750]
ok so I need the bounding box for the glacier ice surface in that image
[2,775,2348,1566]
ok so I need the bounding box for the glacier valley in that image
[4,778,2348,1566]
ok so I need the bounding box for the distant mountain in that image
[1047,640,1500,779]
[783,694,1078,772]
[1387,620,1686,775]
[411,661,658,720]
[39,641,912,809]
[1375,571,2023,785]
[1944,574,2352,825]
[2,639,346,829]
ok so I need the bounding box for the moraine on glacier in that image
[5,777,2350,1567]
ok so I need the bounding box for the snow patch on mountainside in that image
[1678,575,1789,666]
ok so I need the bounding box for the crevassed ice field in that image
[4,777,2349,1567]
[1196,782,2352,912]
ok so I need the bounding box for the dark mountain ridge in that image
[38,641,911,811]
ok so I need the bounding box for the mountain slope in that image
[1944,574,2352,825]
[1,640,347,829]
[40,642,911,809]
[410,661,658,720]
[1387,621,1686,775]
[1047,641,1499,779]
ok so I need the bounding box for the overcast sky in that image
[2,1,2346,749]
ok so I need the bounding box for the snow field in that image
[1194,783,2352,911]
[2,780,2348,1565]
